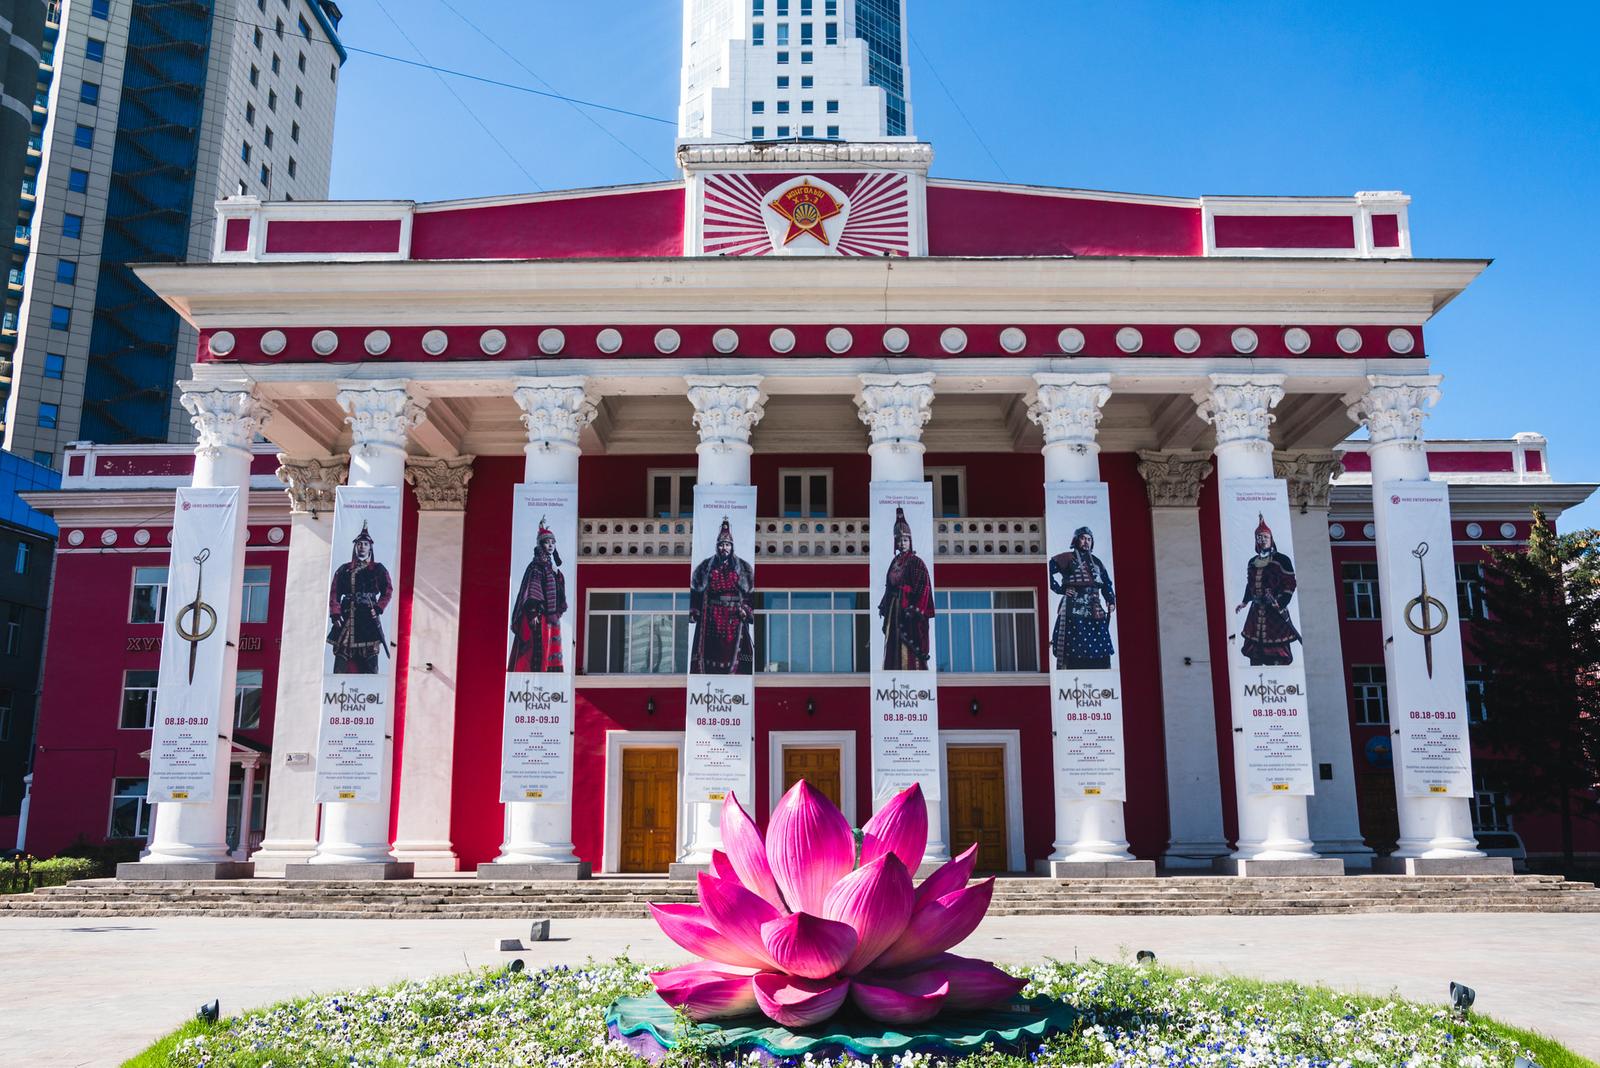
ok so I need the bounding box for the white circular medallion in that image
[66,529,84,546]
[1231,327,1259,354]
[208,331,236,357]
[479,329,507,356]
[596,328,623,354]
[1173,327,1201,354]
[1362,522,1377,540]
[260,330,287,356]
[882,327,910,353]
[999,327,1027,353]
[1387,328,1416,354]
[1499,522,1517,539]
[1329,523,1346,540]
[268,526,285,544]
[1337,328,1363,354]
[940,327,967,354]
[364,330,391,356]
[422,329,449,356]
[311,330,339,356]
[654,328,681,354]
[826,328,853,354]
[1115,327,1143,353]
[100,529,117,546]
[1057,328,1085,354]
[1465,522,1483,539]
[538,328,565,355]
[712,328,739,354]
[165,529,174,544]
[133,528,150,546]
[1284,327,1312,354]
[768,328,796,354]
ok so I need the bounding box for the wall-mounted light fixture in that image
[969,698,980,717]
[806,696,816,717]
[646,696,656,717]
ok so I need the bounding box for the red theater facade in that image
[21,142,1599,875]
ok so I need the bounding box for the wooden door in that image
[782,747,842,811]
[946,746,1008,871]
[1357,771,1399,855]
[620,748,679,873]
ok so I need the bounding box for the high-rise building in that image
[679,0,911,143]
[1,0,346,465]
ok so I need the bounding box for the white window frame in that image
[755,589,868,673]
[4,606,19,655]
[240,566,271,624]
[1472,772,1511,832]
[938,731,1025,872]
[1341,562,1381,621]
[234,668,265,729]
[924,466,967,518]
[108,777,152,839]
[935,588,1040,674]
[1465,664,1491,723]
[777,467,832,518]
[584,589,691,675]
[1456,562,1489,622]
[13,540,27,574]
[768,730,857,825]
[1350,664,1389,725]
[647,468,697,519]
[602,731,686,875]
[130,566,169,624]
[120,669,160,729]
[0,689,11,741]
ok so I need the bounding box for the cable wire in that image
[910,33,1008,181]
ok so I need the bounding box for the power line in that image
[910,33,1009,181]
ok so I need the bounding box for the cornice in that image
[677,140,934,170]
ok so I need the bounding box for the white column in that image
[492,377,596,873]
[1194,375,1332,870]
[855,372,949,866]
[1137,451,1232,867]
[1346,375,1488,868]
[234,759,258,861]
[252,456,346,873]
[139,381,270,873]
[675,376,766,869]
[1029,374,1150,875]
[389,456,474,871]
[307,381,427,869]
[1277,451,1374,867]
[14,772,30,852]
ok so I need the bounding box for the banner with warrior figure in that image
[869,482,942,803]
[315,486,402,803]
[149,487,242,804]
[1218,479,1316,796]
[683,486,757,805]
[1044,482,1128,801]
[1377,480,1473,797]
[500,483,578,803]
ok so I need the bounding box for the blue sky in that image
[327,1,1599,528]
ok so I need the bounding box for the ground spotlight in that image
[506,958,525,974]
[197,999,220,1024]
[1514,1058,1539,1068]
[1449,982,1475,1016]
[1136,950,1156,964]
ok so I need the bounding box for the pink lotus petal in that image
[914,843,979,909]
[650,962,760,1022]
[649,902,769,970]
[751,973,851,1028]
[821,854,916,974]
[924,953,1029,1011]
[722,792,787,913]
[849,969,950,1025]
[709,849,739,885]
[766,780,855,915]
[698,872,783,969]
[871,877,995,970]
[760,911,858,980]
[860,783,928,874]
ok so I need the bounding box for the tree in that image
[1470,508,1600,866]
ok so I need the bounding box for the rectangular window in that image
[826,125,839,139]
[91,0,110,16]
[827,99,839,113]
[80,82,100,105]
[250,65,259,86]
[68,168,89,193]
[1456,562,1488,621]
[752,0,764,13]
[924,468,966,518]
[935,590,1040,673]
[777,100,790,114]
[825,0,837,14]
[57,260,76,285]
[779,469,832,517]
[271,53,280,74]
[298,15,311,38]
[0,689,10,741]
[49,306,70,330]
[777,125,791,137]
[275,16,284,38]
[235,668,264,729]
[800,51,813,63]
[776,22,789,45]
[5,605,21,655]
[777,0,788,13]
[1471,771,1510,832]
[294,86,303,106]
[1351,664,1389,724]
[800,75,814,88]
[825,21,838,44]
[755,591,869,672]
[648,469,697,518]
[254,27,263,48]
[1341,562,1381,620]
[752,23,764,45]
[776,51,789,64]
[800,23,813,45]
[268,90,277,110]
[120,669,160,729]
[109,778,152,838]
[287,157,296,178]
[298,52,306,72]
[63,213,82,239]
[14,541,29,575]
[44,353,65,379]
[800,0,812,13]
[751,125,765,139]
[752,100,765,114]
[33,451,52,468]
[240,141,251,162]
[264,127,274,148]
[584,591,690,674]
[246,102,256,125]
[260,164,270,187]
[73,124,94,149]
[801,100,814,114]
[86,39,105,62]
[1465,663,1491,723]
[801,125,814,137]
[38,402,59,430]
[240,566,271,623]
[291,121,300,141]
[131,567,169,623]
[776,76,789,88]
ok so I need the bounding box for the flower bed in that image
[127,957,1593,1068]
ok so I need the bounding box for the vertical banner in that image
[314,486,402,803]
[869,481,941,803]
[1044,482,1126,800]
[1378,481,1473,796]
[1219,479,1316,795]
[148,487,241,803]
[683,485,758,804]
[500,483,578,803]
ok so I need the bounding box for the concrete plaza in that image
[5,912,1597,1066]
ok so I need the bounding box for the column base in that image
[249,842,318,874]
[1213,857,1345,877]
[1370,856,1513,876]
[1161,841,1232,868]
[668,862,710,881]
[284,862,414,881]
[118,861,255,881]
[477,861,591,881]
[1313,839,1377,870]
[391,848,460,873]
[1038,859,1156,879]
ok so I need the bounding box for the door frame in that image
[939,730,1025,872]
[603,730,685,875]
[768,730,858,826]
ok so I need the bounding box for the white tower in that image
[679,0,912,143]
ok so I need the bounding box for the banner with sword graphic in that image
[150,487,241,804]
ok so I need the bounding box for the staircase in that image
[4,874,1599,920]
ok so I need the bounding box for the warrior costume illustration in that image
[327,521,394,674]
[508,515,567,673]
[689,517,755,675]
[879,506,935,671]
[1049,526,1116,670]
[1236,513,1301,666]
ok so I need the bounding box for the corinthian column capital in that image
[404,456,476,512]
[513,376,596,453]
[276,454,348,515]
[1344,374,1442,450]
[336,380,427,455]
[180,380,272,459]
[1028,373,1111,453]
[1274,450,1345,511]
[854,373,935,449]
[685,375,767,449]
[1193,373,1284,452]
[1136,450,1214,508]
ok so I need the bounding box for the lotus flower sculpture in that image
[648,780,1026,1029]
